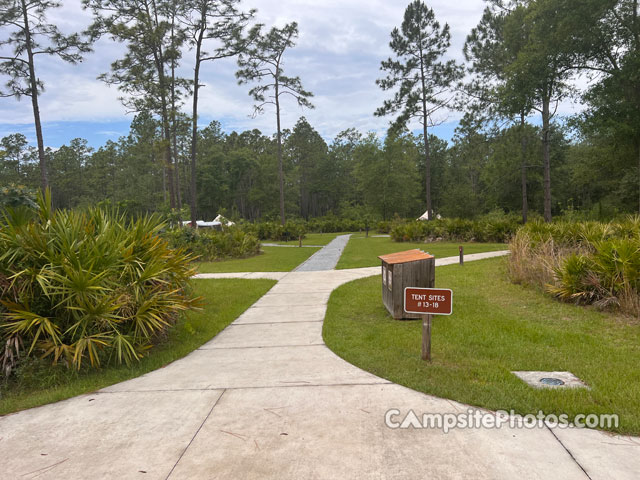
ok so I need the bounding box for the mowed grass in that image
[267,232,349,246]
[198,246,320,272]
[324,257,640,435]
[336,234,507,269]
[0,279,275,415]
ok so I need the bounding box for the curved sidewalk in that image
[1,252,638,479]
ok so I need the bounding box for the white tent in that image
[213,214,235,226]
[181,220,222,228]
[417,210,441,221]
[181,215,234,228]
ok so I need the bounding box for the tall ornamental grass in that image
[0,193,199,377]
[509,217,640,316]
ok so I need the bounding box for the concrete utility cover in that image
[512,371,589,389]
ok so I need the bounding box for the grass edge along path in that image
[323,257,640,435]
[0,278,276,415]
[198,246,320,273]
[336,236,507,269]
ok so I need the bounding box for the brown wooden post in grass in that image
[405,287,453,362]
[459,245,464,265]
[422,314,432,361]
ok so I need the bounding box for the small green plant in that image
[0,192,199,375]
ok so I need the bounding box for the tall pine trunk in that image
[161,113,175,209]
[520,113,528,223]
[21,0,48,192]
[189,29,204,228]
[423,120,431,220]
[275,79,285,225]
[147,0,175,209]
[637,143,640,215]
[170,18,181,212]
[419,42,431,220]
[542,94,552,222]
[171,85,181,211]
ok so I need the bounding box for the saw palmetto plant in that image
[0,192,199,375]
[163,227,260,261]
[510,217,640,316]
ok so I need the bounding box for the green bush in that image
[376,220,392,234]
[390,215,520,243]
[509,217,640,316]
[239,216,363,241]
[164,227,261,261]
[0,184,37,210]
[235,220,305,242]
[307,215,364,233]
[0,193,198,376]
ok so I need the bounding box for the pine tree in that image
[0,0,90,191]
[180,0,255,226]
[236,22,314,225]
[375,0,462,220]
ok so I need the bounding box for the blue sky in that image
[0,0,585,150]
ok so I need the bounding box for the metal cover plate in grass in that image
[540,377,565,386]
[512,371,589,389]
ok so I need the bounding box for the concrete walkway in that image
[261,243,321,248]
[1,251,639,479]
[293,234,351,271]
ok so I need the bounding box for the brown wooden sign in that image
[404,287,453,315]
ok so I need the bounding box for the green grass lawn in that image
[0,278,275,415]
[336,235,507,269]
[198,246,320,273]
[267,232,350,246]
[324,257,640,435]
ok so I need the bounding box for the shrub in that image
[164,227,260,261]
[0,193,199,376]
[509,217,640,316]
[307,215,364,233]
[239,216,365,240]
[390,215,520,243]
[0,184,37,210]
[376,220,392,234]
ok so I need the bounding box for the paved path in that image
[261,243,321,248]
[293,234,351,271]
[2,251,639,479]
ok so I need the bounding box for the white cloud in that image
[0,0,588,143]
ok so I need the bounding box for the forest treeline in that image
[0,114,600,221]
[0,0,639,223]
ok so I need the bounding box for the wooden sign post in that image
[422,315,432,361]
[404,287,453,361]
